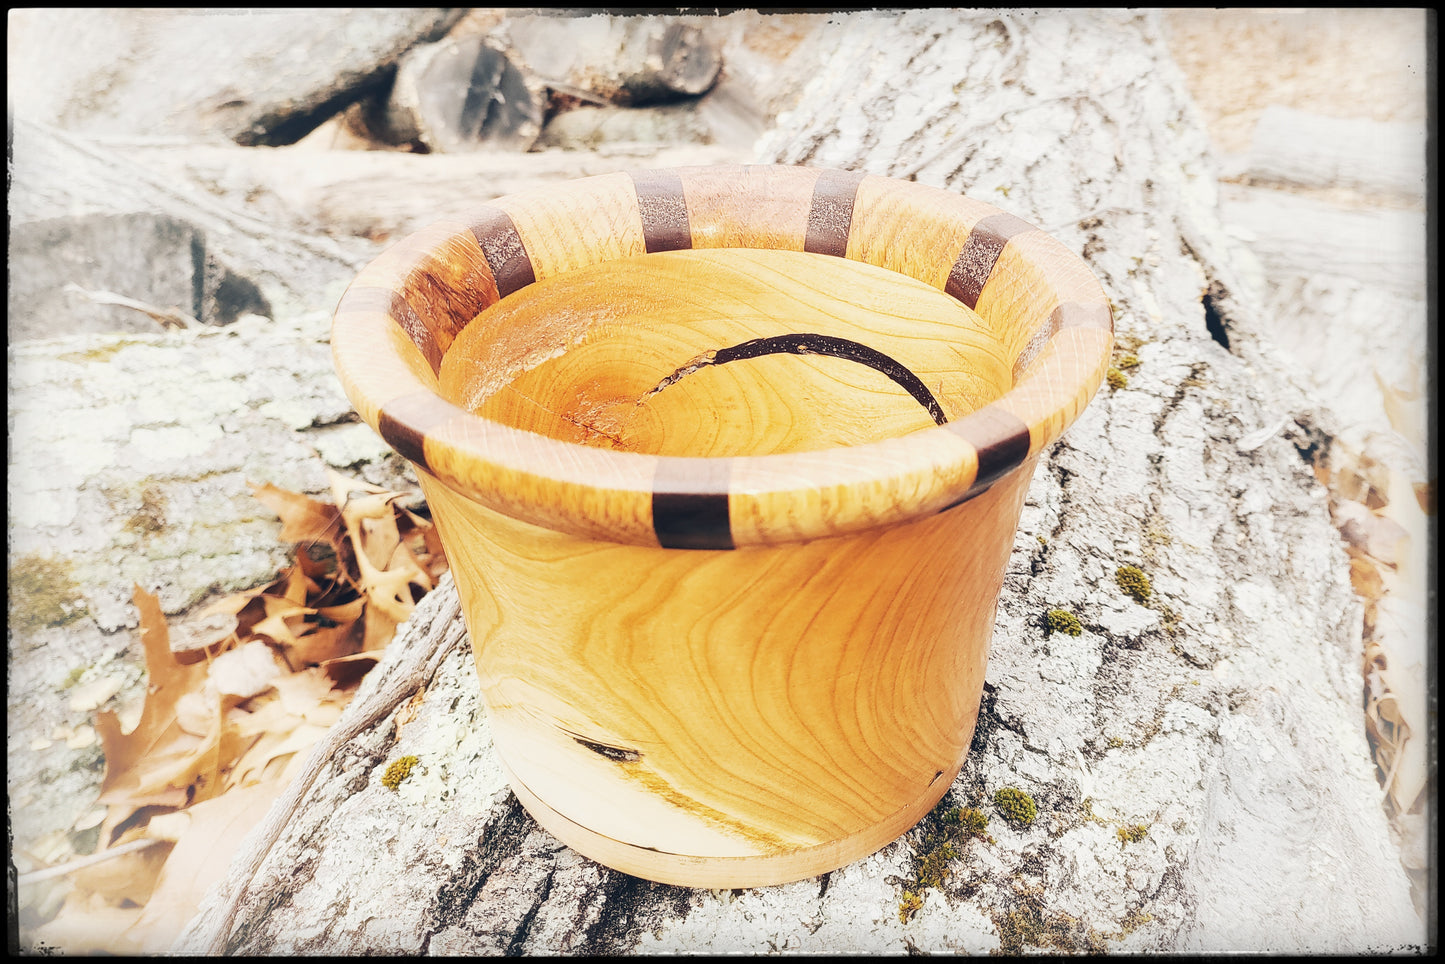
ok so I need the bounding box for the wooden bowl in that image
[331,165,1112,887]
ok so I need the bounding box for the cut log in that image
[1220,182,1427,297]
[174,9,1422,956]
[102,138,747,246]
[495,13,722,106]
[350,33,547,153]
[1243,105,1427,200]
[533,102,715,151]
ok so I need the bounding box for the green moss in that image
[1115,353,1140,370]
[381,754,419,791]
[8,554,86,629]
[1116,823,1149,843]
[1116,907,1154,937]
[995,899,1108,955]
[1114,333,1145,354]
[1115,565,1152,603]
[896,801,994,922]
[1042,608,1083,637]
[61,665,88,689]
[898,890,923,924]
[993,787,1037,827]
[1159,603,1184,637]
[954,806,990,836]
[1106,367,1129,390]
[915,841,957,889]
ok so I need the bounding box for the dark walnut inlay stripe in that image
[630,169,693,253]
[803,168,866,257]
[339,285,443,373]
[708,334,949,426]
[948,405,1032,491]
[377,390,462,474]
[652,457,733,550]
[468,206,536,298]
[944,212,1036,310]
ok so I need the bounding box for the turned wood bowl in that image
[332,165,1112,887]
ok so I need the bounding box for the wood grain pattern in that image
[330,163,1113,885]
[437,249,1009,459]
[418,456,1035,886]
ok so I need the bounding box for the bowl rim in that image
[330,163,1113,548]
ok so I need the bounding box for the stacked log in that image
[351,13,724,153]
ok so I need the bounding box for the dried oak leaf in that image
[249,481,345,548]
[95,587,212,816]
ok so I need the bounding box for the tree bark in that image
[175,10,1421,955]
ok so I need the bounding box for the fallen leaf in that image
[169,610,240,665]
[320,651,382,687]
[226,697,291,739]
[119,780,288,953]
[174,692,213,738]
[72,808,108,832]
[50,470,450,955]
[95,587,210,820]
[249,596,315,648]
[1347,553,1386,602]
[316,597,366,624]
[228,722,332,791]
[197,590,263,619]
[284,620,361,668]
[31,890,149,955]
[362,603,402,652]
[271,668,343,718]
[249,481,344,547]
[67,839,174,906]
[360,511,403,571]
[208,641,285,701]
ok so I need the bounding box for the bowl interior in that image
[437,248,1016,459]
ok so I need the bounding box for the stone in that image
[7,212,271,341]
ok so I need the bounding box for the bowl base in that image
[497,753,967,888]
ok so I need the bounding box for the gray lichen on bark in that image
[176,9,1422,954]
